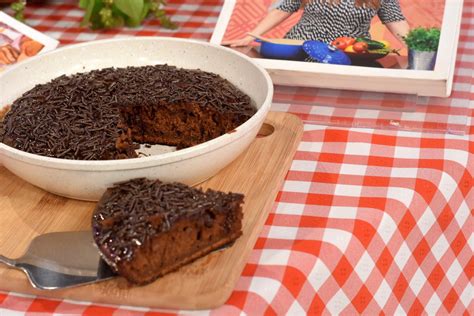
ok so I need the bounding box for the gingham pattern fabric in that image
[1,0,473,315]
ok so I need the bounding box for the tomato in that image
[331,37,356,50]
[331,39,347,50]
[353,41,368,53]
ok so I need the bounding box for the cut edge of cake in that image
[92,178,244,285]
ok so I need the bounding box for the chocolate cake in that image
[0,65,256,160]
[92,178,244,285]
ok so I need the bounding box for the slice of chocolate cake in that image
[92,178,244,285]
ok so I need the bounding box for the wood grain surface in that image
[0,112,303,310]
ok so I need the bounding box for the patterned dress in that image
[277,0,406,43]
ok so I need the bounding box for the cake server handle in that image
[0,254,16,267]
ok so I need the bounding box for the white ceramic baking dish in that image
[0,37,273,201]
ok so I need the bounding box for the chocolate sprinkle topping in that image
[92,178,244,264]
[0,65,256,160]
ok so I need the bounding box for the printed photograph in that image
[0,11,58,71]
[0,23,44,66]
[219,0,445,71]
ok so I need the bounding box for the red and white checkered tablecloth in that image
[1,0,473,315]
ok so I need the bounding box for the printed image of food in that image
[0,23,44,66]
[18,36,44,59]
[330,36,396,56]
[0,45,18,64]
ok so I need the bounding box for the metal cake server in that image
[0,231,116,290]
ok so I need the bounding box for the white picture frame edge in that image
[210,0,464,98]
[0,11,59,55]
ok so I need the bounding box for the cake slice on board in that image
[92,178,244,285]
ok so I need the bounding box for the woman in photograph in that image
[224,0,410,47]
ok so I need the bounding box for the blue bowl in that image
[257,40,307,61]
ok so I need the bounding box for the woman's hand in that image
[222,35,255,47]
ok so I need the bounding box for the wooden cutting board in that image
[0,112,303,310]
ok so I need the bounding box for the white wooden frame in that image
[211,0,464,97]
[0,11,59,68]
